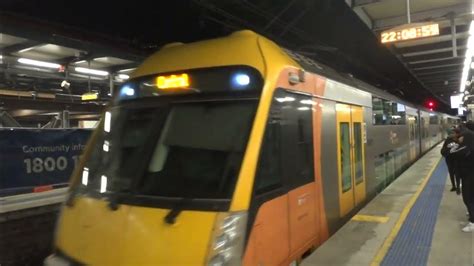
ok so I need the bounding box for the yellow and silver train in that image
[45,30,458,266]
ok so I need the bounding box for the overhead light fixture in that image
[74,60,86,64]
[18,47,37,53]
[118,68,136,73]
[117,74,129,80]
[61,80,71,89]
[18,58,61,69]
[75,67,109,76]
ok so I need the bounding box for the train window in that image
[254,89,315,194]
[354,122,363,184]
[83,107,167,192]
[421,117,429,138]
[287,94,315,188]
[340,122,352,192]
[254,92,284,194]
[407,115,417,141]
[372,97,406,125]
[136,100,257,199]
[374,151,396,190]
[254,115,283,194]
[429,114,439,125]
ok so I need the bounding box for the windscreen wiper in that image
[164,198,191,225]
[107,188,131,211]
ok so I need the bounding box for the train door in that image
[336,104,366,217]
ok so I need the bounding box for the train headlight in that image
[207,212,247,266]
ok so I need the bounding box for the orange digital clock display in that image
[381,23,439,44]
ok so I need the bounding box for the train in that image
[45,30,458,266]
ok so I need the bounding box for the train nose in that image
[54,197,130,265]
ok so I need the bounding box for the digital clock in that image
[381,23,439,44]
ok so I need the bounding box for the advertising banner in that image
[0,129,92,196]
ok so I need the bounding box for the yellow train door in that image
[336,104,366,217]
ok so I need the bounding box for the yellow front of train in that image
[45,31,297,266]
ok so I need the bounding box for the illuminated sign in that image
[450,94,462,109]
[156,73,189,89]
[81,92,99,101]
[381,23,439,44]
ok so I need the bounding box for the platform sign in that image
[0,129,92,196]
[381,23,439,44]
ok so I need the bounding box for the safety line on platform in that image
[351,214,389,223]
[370,157,442,266]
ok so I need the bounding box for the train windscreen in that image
[75,97,258,209]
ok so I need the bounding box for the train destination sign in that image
[381,23,439,44]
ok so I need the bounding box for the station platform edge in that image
[302,145,473,266]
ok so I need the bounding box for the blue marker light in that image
[120,85,135,97]
[234,74,250,86]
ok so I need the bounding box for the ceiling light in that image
[75,67,109,76]
[117,74,129,80]
[74,60,86,64]
[118,68,136,73]
[18,58,61,69]
[61,80,71,89]
[18,47,36,53]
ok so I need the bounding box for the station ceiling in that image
[0,0,471,117]
[348,0,472,109]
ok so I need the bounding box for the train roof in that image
[131,30,457,119]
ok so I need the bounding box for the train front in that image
[45,33,268,266]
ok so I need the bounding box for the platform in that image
[302,145,474,266]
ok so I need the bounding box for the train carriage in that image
[46,30,458,266]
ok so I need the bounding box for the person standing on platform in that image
[441,127,460,194]
[450,121,474,232]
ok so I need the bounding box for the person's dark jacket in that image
[441,136,457,158]
[450,130,474,173]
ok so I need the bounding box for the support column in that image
[61,110,70,128]
[109,74,114,96]
[406,0,411,23]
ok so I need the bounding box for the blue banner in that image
[0,128,92,196]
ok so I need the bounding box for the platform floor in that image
[302,145,474,266]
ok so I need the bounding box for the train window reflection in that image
[140,101,257,199]
[255,89,314,194]
[340,122,352,192]
[372,97,406,125]
[354,122,363,184]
